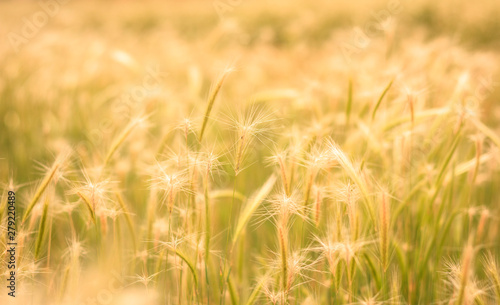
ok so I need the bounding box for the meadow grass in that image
[0,1,499,304]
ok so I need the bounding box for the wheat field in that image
[1,0,500,304]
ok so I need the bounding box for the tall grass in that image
[0,1,499,304]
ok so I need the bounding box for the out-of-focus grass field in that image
[0,0,499,304]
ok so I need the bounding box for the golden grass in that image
[0,1,499,305]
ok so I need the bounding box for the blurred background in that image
[1,0,499,181]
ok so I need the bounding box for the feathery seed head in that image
[335,182,360,206]
[300,144,336,173]
[228,106,276,175]
[63,237,86,260]
[178,117,196,135]
[314,225,372,272]
[70,169,115,218]
[149,162,189,212]
[443,241,482,305]
[262,286,285,305]
[129,269,161,288]
[269,190,305,226]
[199,149,224,179]
[284,251,313,292]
